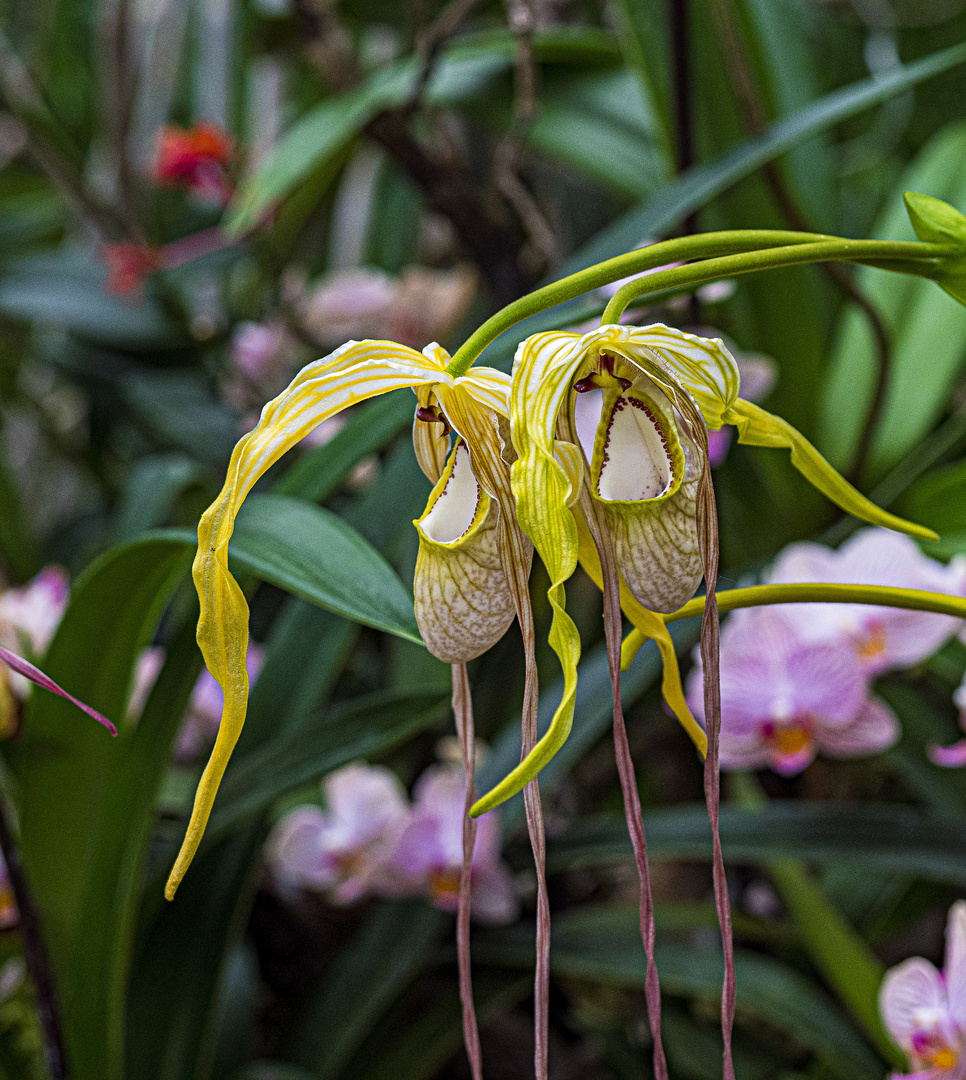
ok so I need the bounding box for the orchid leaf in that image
[338,972,530,1080]
[291,900,447,1079]
[10,536,192,1080]
[476,907,882,1076]
[767,859,899,1065]
[723,399,938,540]
[563,40,966,275]
[546,803,966,885]
[820,124,966,477]
[229,494,422,644]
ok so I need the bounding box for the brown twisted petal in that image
[413,441,516,663]
[584,376,703,614]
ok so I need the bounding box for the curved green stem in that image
[600,238,950,325]
[445,229,832,376]
[620,582,966,669]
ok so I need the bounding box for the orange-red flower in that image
[154,121,233,202]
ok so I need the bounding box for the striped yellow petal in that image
[723,398,938,542]
[471,332,590,816]
[619,323,739,428]
[413,440,516,661]
[166,339,446,900]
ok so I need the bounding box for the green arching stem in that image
[620,582,966,670]
[444,231,953,377]
[445,229,832,377]
[600,238,951,326]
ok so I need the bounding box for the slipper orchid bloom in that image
[166,339,529,899]
[473,322,935,813]
[881,900,966,1078]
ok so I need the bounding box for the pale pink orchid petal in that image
[393,765,518,924]
[771,741,818,777]
[782,640,867,727]
[268,805,341,891]
[818,696,900,757]
[127,647,165,721]
[717,727,773,772]
[0,646,116,735]
[689,607,891,775]
[230,321,287,382]
[768,530,965,673]
[944,901,966,1032]
[881,957,946,1052]
[268,763,411,903]
[880,903,966,1076]
[0,566,69,656]
[708,427,732,467]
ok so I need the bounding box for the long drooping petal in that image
[471,332,590,816]
[167,340,445,900]
[723,399,937,541]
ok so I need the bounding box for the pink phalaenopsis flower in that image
[686,607,898,775]
[880,900,966,1078]
[766,529,965,674]
[268,763,411,903]
[391,765,518,924]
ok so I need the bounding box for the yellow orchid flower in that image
[471,322,937,816]
[166,339,525,899]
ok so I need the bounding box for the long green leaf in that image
[290,900,448,1079]
[230,494,422,643]
[228,28,620,234]
[159,492,423,643]
[819,121,966,478]
[565,39,966,274]
[546,802,966,884]
[11,536,193,1080]
[205,688,450,841]
[125,826,266,1080]
[476,906,882,1077]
